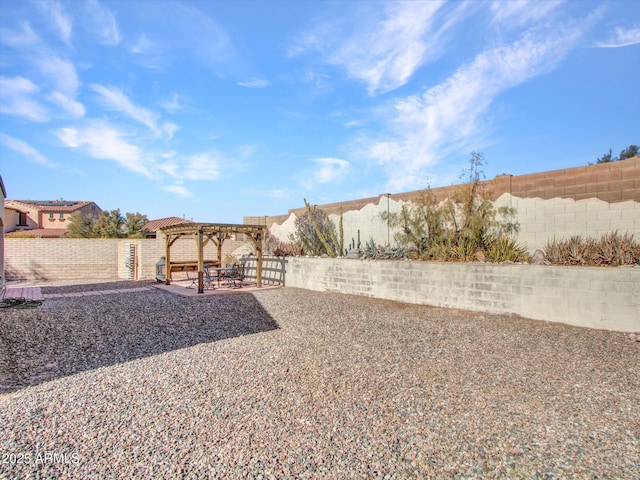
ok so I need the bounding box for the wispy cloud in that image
[159,153,221,181]
[238,78,270,88]
[0,133,56,167]
[0,21,40,48]
[363,18,596,191]
[90,84,178,138]
[182,153,221,180]
[0,76,49,122]
[35,55,80,96]
[490,0,564,27]
[162,184,192,197]
[596,26,640,48]
[128,34,165,70]
[38,0,73,45]
[130,34,153,54]
[83,0,120,46]
[53,119,232,185]
[47,91,85,118]
[302,157,350,190]
[168,2,235,70]
[160,93,187,113]
[54,122,154,177]
[0,19,83,119]
[290,1,474,95]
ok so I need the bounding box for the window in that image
[49,213,54,219]
[59,213,64,219]
[18,212,28,226]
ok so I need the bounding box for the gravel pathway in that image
[0,286,638,479]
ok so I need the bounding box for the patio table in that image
[206,267,234,288]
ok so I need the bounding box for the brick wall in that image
[5,236,252,282]
[5,239,119,281]
[286,257,640,333]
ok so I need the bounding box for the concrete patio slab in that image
[150,280,282,297]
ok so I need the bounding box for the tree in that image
[92,209,125,238]
[595,148,613,164]
[594,144,638,164]
[66,211,94,238]
[124,212,148,238]
[619,144,639,160]
[67,208,149,238]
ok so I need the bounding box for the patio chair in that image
[188,266,217,290]
[223,262,246,288]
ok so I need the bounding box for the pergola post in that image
[197,228,204,293]
[245,231,263,288]
[216,231,224,267]
[164,233,171,285]
[255,232,263,288]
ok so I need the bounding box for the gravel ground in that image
[40,280,155,294]
[0,285,638,479]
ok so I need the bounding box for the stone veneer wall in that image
[285,257,640,333]
[266,157,640,252]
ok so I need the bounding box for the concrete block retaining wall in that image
[285,257,640,333]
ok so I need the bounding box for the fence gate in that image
[124,243,137,280]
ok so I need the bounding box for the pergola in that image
[159,222,266,293]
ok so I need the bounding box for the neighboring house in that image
[3,199,102,238]
[142,216,190,238]
[0,176,6,284]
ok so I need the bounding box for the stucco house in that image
[3,199,102,237]
[1,176,6,284]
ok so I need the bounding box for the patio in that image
[159,221,267,293]
[151,278,282,297]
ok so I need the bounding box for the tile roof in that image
[144,216,191,232]
[5,228,68,238]
[5,200,97,212]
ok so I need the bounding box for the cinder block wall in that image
[494,195,639,251]
[266,158,640,252]
[286,257,640,333]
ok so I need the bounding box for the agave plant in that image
[544,232,640,266]
[487,235,529,263]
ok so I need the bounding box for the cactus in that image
[304,199,336,257]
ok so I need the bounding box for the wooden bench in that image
[155,260,219,282]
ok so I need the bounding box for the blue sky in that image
[1,0,639,223]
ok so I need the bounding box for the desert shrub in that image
[263,229,302,256]
[269,239,304,257]
[544,232,640,266]
[380,190,449,256]
[361,238,408,260]
[380,152,525,263]
[289,200,343,257]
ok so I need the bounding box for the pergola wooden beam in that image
[159,222,266,293]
